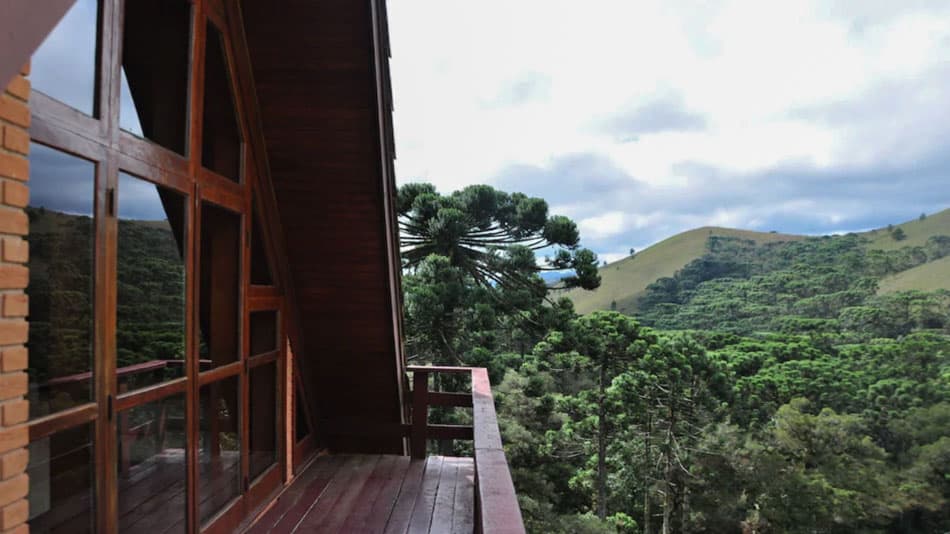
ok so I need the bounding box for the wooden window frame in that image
[26,1,287,533]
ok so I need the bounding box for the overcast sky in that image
[389,1,950,262]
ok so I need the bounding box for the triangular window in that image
[202,21,242,182]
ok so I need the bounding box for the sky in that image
[388,0,950,263]
[29,0,171,222]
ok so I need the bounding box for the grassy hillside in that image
[878,255,950,294]
[562,227,803,315]
[864,208,950,251]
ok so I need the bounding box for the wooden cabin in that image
[0,1,524,532]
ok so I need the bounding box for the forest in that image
[27,205,186,416]
[25,185,949,533]
[398,184,950,534]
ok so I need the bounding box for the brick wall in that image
[0,63,31,534]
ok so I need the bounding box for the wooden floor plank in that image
[246,454,344,534]
[338,455,404,533]
[451,459,475,534]
[243,454,476,534]
[272,455,355,534]
[295,454,379,532]
[362,456,413,534]
[429,458,459,533]
[381,459,428,534]
[406,456,444,534]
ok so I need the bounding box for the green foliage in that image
[399,183,601,293]
[400,197,950,533]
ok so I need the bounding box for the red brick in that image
[0,374,25,402]
[0,241,26,264]
[0,349,26,373]
[0,98,28,130]
[0,128,28,158]
[0,428,25,458]
[0,210,27,236]
[3,78,28,103]
[0,155,27,184]
[0,450,27,481]
[1,296,26,319]
[0,474,26,508]
[2,521,28,534]
[0,266,27,289]
[0,499,27,531]
[0,401,27,427]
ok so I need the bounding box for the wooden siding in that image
[241,0,404,454]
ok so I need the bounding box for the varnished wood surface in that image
[245,454,474,534]
[241,0,405,454]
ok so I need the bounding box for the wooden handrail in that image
[406,365,526,534]
[40,358,212,388]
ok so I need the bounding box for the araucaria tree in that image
[398,183,601,294]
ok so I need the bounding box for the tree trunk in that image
[643,409,652,534]
[681,484,689,533]
[662,390,675,534]
[597,361,608,520]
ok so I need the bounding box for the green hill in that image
[562,227,804,315]
[878,255,950,294]
[565,208,950,315]
[864,208,950,251]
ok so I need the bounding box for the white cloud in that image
[389,0,950,255]
[579,211,625,240]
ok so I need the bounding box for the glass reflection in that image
[250,210,274,285]
[120,0,191,154]
[117,173,186,392]
[249,311,277,356]
[117,395,187,533]
[27,143,95,419]
[199,376,241,524]
[249,362,277,480]
[28,423,95,534]
[202,22,242,182]
[31,0,99,116]
[198,202,241,369]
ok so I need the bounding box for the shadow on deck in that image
[247,454,474,533]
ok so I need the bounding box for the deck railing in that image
[406,365,525,534]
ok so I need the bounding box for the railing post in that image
[411,370,428,458]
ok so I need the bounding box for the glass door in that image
[112,171,190,533]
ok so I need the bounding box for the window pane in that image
[202,22,242,182]
[117,394,187,533]
[295,383,310,443]
[250,210,274,285]
[199,376,241,525]
[28,423,95,534]
[117,173,187,391]
[31,0,100,116]
[198,202,241,369]
[27,143,95,418]
[249,362,278,480]
[120,0,191,154]
[249,311,277,356]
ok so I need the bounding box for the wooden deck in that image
[245,454,475,534]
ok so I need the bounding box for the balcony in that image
[245,366,524,534]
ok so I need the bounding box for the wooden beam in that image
[410,371,428,459]
[424,391,473,408]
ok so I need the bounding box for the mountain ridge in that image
[564,208,950,315]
